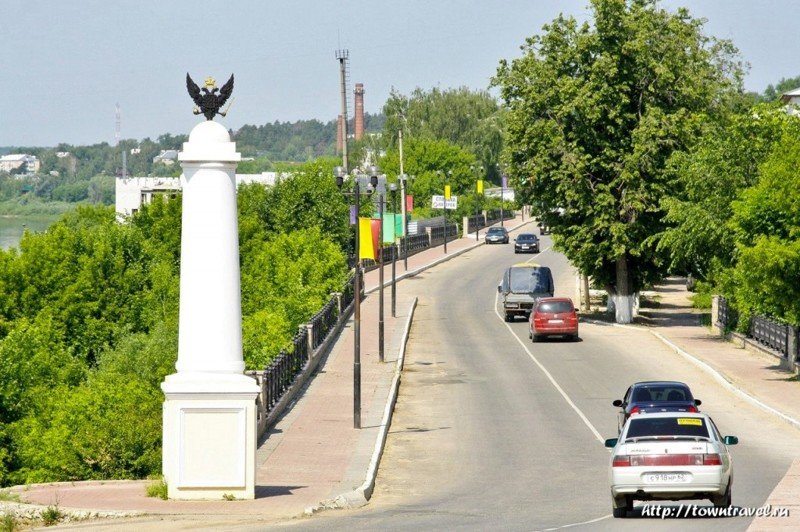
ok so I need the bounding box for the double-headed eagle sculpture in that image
[186,73,234,120]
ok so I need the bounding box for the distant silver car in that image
[605,412,737,518]
[485,227,509,244]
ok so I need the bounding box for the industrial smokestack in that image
[336,114,344,154]
[354,83,365,141]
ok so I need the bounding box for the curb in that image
[305,297,418,515]
[581,318,800,431]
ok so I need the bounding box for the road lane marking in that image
[494,293,605,444]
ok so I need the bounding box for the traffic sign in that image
[432,195,458,209]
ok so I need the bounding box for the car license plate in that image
[548,319,564,324]
[643,473,689,484]
[521,245,529,249]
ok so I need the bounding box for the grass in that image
[1,514,17,532]
[145,478,168,500]
[0,492,19,503]
[222,493,237,501]
[40,505,63,527]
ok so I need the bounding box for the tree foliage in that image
[0,160,350,485]
[655,105,799,279]
[494,0,743,299]
[721,132,800,325]
[382,87,503,181]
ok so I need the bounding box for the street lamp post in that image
[500,174,505,228]
[334,166,373,429]
[372,166,385,364]
[472,165,483,241]
[442,170,448,254]
[390,183,398,317]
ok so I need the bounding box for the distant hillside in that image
[233,112,384,161]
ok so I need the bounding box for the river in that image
[0,215,60,250]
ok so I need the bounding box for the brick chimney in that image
[354,83,365,141]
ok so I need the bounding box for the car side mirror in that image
[723,435,738,445]
[694,399,702,406]
[604,438,618,448]
[612,399,623,407]
[497,285,502,293]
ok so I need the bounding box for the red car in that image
[529,297,579,342]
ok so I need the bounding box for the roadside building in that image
[0,154,40,175]
[115,172,279,219]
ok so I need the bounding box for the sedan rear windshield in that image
[537,301,573,313]
[626,417,710,440]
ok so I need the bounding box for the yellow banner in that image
[477,180,483,194]
[677,418,702,426]
[445,185,451,199]
[358,217,376,261]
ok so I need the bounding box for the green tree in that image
[379,137,477,219]
[382,87,503,180]
[494,0,743,321]
[655,105,798,280]
[721,132,800,326]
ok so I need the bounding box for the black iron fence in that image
[717,296,798,361]
[428,223,459,246]
[717,296,738,330]
[259,326,309,417]
[249,271,361,436]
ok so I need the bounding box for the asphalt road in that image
[280,225,800,531]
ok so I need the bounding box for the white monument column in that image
[161,120,259,500]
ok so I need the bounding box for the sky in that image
[3,0,800,148]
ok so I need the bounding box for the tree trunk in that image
[583,274,591,312]
[614,255,634,324]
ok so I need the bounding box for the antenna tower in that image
[335,49,350,172]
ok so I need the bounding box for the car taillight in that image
[612,455,631,467]
[687,405,698,412]
[614,454,722,466]
[629,406,641,416]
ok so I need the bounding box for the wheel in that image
[531,334,539,343]
[570,334,579,342]
[504,314,512,322]
[712,482,732,507]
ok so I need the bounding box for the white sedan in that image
[605,411,738,518]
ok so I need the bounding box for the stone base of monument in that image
[161,373,259,500]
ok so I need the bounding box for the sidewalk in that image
[632,278,800,529]
[4,217,800,529]
[0,216,531,528]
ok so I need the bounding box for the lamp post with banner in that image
[389,183,398,317]
[334,166,375,429]
[501,173,507,228]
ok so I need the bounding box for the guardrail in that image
[715,296,798,363]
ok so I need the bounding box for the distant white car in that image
[605,412,738,518]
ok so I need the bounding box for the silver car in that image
[605,412,738,518]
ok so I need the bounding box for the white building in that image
[0,154,40,175]
[115,172,279,219]
[152,150,179,165]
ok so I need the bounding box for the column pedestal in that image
[161,120,258,500]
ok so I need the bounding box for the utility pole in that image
[335,50,350,172]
